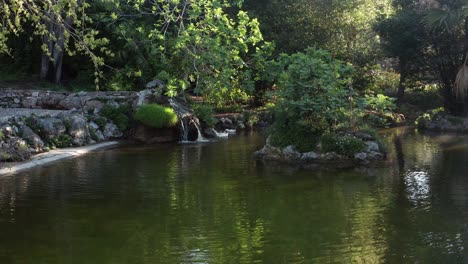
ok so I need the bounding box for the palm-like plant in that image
[422,3,468,99]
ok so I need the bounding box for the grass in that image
[134,104,179,128]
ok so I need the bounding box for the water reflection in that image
[0,129,468,263]
[404,170,430,207]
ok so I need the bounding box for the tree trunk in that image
[396,58,408,106]
[40,22,54,81]
[53,25,65,84]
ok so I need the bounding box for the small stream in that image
[1,128,468,263]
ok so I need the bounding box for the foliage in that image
[415,107,446,129]
[48,135,73,148]
[353,65,400,93]
[100,104,131,131]
[268,112,319,152]
[272,48,354,129]
[134,104,178,129]
[242,111,260,128]
[320,133,366,156]
[404,84,443,111]
[244,0,394,62]
[0,0,111,86]
[266,48,358,150]
[193,105,217,128]
[0,130,3,141]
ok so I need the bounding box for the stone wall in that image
[0,89,138,111]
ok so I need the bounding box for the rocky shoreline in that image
[2,87,387,171]
[0,88,260,165]
[0,141,119,176]
[254,132,386,169]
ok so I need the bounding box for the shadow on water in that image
[1,129,468,263]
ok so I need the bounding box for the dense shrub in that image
[134,104,178,128]
[269,112,322,152]
[360,94,399,127]
[415,107,446,129]
[320,133,366,156]
[48,135,73,148]
[267,48,354,149]
[100,104,131,131]
[193,105,216,127]
[242,111,260,128]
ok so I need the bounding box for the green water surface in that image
[1,128,468,263]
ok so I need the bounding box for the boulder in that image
[365,141,380,152]
[64,114,90,146]
[354,152,368,161]
[282,145,301,161]
[0,138,31,161]
[22,97,38,108]
[1,124,18,138]
[301,151,320,161]
[38,117,66,140]
[20,125,44,151]
[103,123,123,139]
[254,144,282,159]
[219,118,235,129]
[354,132,374,141]
[204,128,228,139]
[236,121,246,130]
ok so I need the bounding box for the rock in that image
[204,128,228,138]
[0,138,31,161]
[88,121,100,131]
[59,96,84,110]
[321,152,343,161]
[236,121,246,130]
[367,151,384,160]
[365,141,380,152]
[282,145,301,160]
[254,144,282,159]
[84,100,104,113]
[225,129,237,135]
[42,93,67,108]
[22,97,38,108]
[31,91,39,97]
[64,114,90,146]
[354,152,368,161]
[20,125,44,151]
[94,130,106,142]
[13,98,20,104]
[354,132,374,141]
[37,117,66,140]
[1,124,17,138]
[257,120,268,128]
[220,118,235,129]
[103,123,123,139]
[301,151,320,161]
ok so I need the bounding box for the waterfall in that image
[192,118,209,143]
[136,89,151,107]
[168,98,209,143]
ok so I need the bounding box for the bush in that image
[242,111,260,127]
[100,104,131,131]
[269,112,322,152]
[320,133,366,156]
[193,105,216,127]
[0,130,3,141]
[48,135,73,148]
[415,107,445,129]
[134,104,179,128]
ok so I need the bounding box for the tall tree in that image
[0,0,109,85]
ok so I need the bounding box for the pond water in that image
[1,128,468,263]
